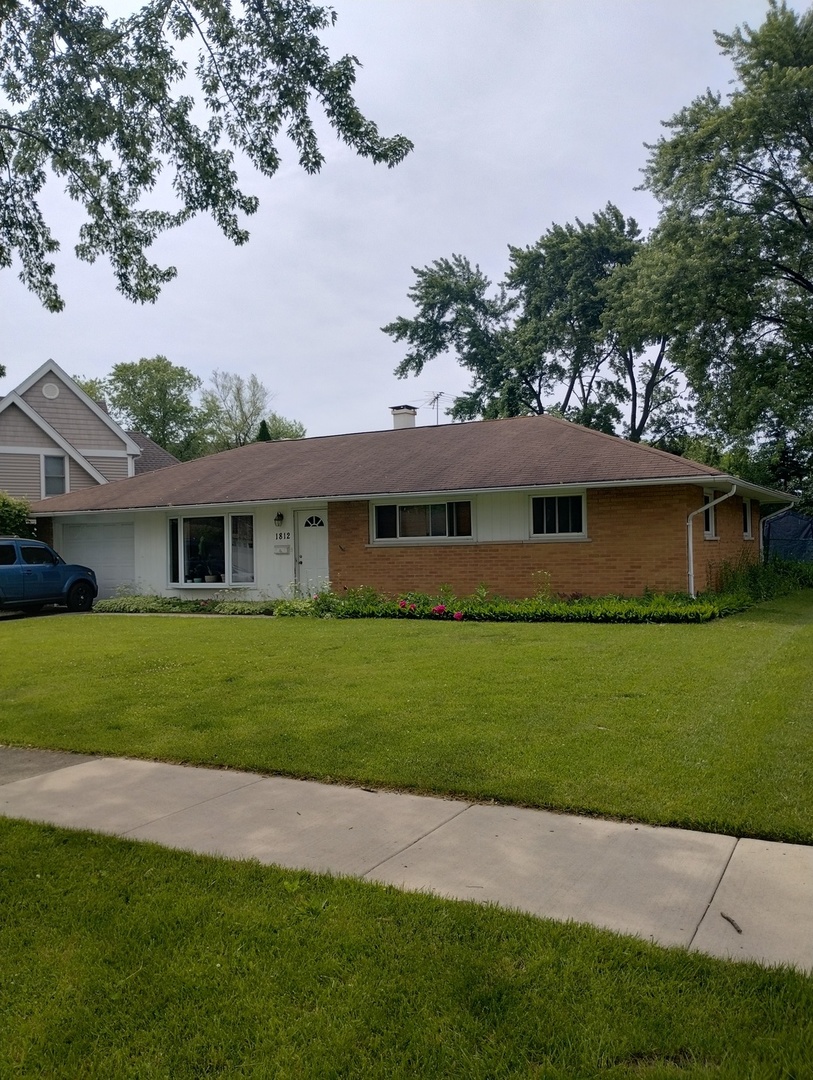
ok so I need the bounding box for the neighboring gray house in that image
[0,360,143,500]
[0,360,179,503]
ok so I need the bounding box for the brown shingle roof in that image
[127,432,181,474]
[30,414,729,514]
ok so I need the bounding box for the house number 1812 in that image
[275,531,292,540]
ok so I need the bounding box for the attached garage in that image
[59,522,135,599]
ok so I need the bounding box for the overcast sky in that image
[1,0,779,436]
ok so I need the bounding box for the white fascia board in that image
[334,475,796,504]
[31,497,329,518]
[0,393,108,484]
[29,473,795,517]
[10,359,142,457]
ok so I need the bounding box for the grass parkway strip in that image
[1,818,812,1079]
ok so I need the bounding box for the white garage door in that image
[61,523,135,599]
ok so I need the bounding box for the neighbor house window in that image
[168,514,254,584]
[531,495,585,537]
[373,501,472,541]
[742,499,753,539]
[703,491,717,539]
[43,455,66,496]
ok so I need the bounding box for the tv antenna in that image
[426,391,450,425]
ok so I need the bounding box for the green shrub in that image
[713,554,813,602]
[0,491,35,538]
[92,560,813,625]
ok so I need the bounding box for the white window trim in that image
[168,513,255,587]
[41,453,69,498]
[369,498,476,545]
[703,489,717,540]
[529,492,588,540]
[742,498,753,540]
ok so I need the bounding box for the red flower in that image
[453,611,464,620]
[398,599,407,608]
[409,603,416,611]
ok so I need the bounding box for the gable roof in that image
[6,359,142,457]
[0,393,109,484]
[28,413,792,515]
[128,432,181,474]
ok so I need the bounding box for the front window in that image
[168,514,254,584]
[531,495,585,537]
[43,455,66,496]
[374,501,472,541]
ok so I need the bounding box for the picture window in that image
[168,514,254,584]
[374,501,472,541]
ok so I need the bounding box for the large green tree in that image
[383,205,689,442]
[91,355,211,459]
[0,0,412,310]
[639,0,813,466]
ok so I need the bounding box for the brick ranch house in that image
[29,409,793,600]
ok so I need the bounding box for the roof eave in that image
[31,472,795,517]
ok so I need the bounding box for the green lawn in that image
[2,818,811,1079]
[2,590,813,842]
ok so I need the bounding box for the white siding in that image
[52,505,322,598]
[474,492,532,542]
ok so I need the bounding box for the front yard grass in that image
[2,590,812,842]
[2,818,812,1079]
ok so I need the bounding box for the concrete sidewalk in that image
[2,747,811,972]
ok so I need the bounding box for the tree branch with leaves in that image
[0,0,412,310]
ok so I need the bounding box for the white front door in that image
[295,510,329,594]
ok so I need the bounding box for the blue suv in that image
[0,537,98,613]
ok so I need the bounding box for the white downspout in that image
[687,485,737,597]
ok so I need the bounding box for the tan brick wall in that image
[328,486,761,599]
[692,489,760,591]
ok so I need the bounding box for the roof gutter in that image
[687,485,737,598]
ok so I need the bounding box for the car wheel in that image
[67,582,95,612]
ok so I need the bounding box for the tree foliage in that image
[262,411,306,440]
[0,0,412,310]
[72,357,305,457]
[383,205,689,441]
[201,369,269,450]
[640,0,813,454]
[0,490,34,536]
[95,355,209,459]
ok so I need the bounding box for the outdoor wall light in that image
[274,512,284,527]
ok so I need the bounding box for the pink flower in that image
[453,611,464,620]
[398,599,407,608]
[409,603,416,611]
[432,604,446,615]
